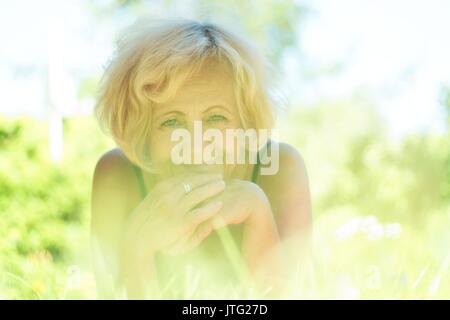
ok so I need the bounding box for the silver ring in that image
[182,182,192,194]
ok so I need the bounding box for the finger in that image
[169,221,214,255]
[211,215,228,229]
[183,200,223,234]
[185,222,214,249]
[165,221,202,255]
[180,180,226,211]
[164,237,190,256]
[168,172,222,189]
[161,173,223,200]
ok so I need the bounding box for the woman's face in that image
[149,62,242,178]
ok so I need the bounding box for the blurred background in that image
[0,0,449,299]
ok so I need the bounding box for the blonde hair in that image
[95,18,277,172]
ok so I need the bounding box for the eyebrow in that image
[155,105,233,120]
[202,105,233,116]
[154,110,185,121]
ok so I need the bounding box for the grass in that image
[0,114,449,299]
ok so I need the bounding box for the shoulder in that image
[259,142,312,237]
[93,148,141,191]
[91,148,138,215]
[268,141,308,179]
[277,142,307,171]
[94,148,132,178]
[278,142,309,191]
[258,141,309,194]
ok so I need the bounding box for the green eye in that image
[206,114,228,122]
[160,118,179,127]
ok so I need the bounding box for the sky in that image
[288,0,450,137]
[0,0,449,137]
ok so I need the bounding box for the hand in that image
[165,178,282,287]
[120,173,226,263]
[166,179,275,254]
[212,179,272,228]
[203,179,282,281]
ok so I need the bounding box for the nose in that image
[182,119,205,165]
[185,119,222,165]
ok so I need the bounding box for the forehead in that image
[155,60,236,111]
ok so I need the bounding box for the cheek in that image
[149,129,177,163]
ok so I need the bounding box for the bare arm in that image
[260,143,313,262]
[90,149,227,298]
[90,149,135,299]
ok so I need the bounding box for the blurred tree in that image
[440,86,450,127]
[439,86,450,202]
[283,96,449,227]
[84,0,308,66]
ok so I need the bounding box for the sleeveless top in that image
[129,141,270,296]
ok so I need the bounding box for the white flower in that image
[385,223,402,239]
[335,217,361,241]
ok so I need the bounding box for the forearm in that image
[242,205,284,284]
[119,246,159,299]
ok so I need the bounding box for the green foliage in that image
[281,97,449,223]
[2,0,450,297]
[85,0,307,66]
[0,116,112,299]
[1,100,449,298]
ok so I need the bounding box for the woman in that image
[91,18,311,299]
